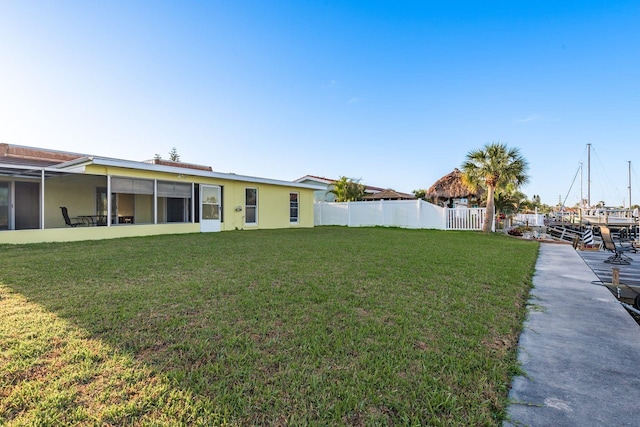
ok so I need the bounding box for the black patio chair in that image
[600,225,635,265]
[60,206,86,227]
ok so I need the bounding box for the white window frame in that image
[290,192,299,223]
[245,187,258,225]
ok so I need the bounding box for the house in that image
[361,189,416,201]
[425,168,484,208]
[0,144,323,244]
[294,175,386,202]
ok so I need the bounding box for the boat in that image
[581,207,639,227]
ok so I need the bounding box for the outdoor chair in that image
[600,225,635,265]
[60,206,87,227]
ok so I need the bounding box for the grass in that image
[0,227,538,426]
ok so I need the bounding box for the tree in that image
[328,176,366,202]
[461,143,529,233]
[494,187,527,218]
[413,189,427,201]
[169,147,180,162]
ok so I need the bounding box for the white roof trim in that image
[294,175,334,185]
[55,156,325,190]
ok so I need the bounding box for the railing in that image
[547,225,584,243]
[314,200,489,231]
[515,213,546,226]
[549,208,639,226]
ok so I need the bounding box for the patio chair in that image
[600,225,635,265]
[60,206,86,227]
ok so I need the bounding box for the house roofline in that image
[1,143,325,190]
[56,156,326,190]
[295,174,386,193]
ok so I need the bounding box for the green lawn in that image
[0,227,538,426]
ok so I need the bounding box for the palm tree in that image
[494,189,521,217]
[461,143,529,233]
[328,176,366,202]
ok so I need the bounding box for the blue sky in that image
[1,1,639,206]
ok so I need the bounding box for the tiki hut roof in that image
[361,189,416,200]
[426,168,483,199]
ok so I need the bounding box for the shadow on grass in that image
[0,227,539,425]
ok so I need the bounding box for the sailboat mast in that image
[580,162,583,206]
[587,143,591,207]
[629,161,632,209]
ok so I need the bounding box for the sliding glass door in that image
[15,182,39,229]
[0,182,8,230]
[0,181,39,230]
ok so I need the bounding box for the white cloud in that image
[516,114,541,123]
[347,97,361,104]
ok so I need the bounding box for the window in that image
[111,177,153,195]
[290,192,299,223]
[109,177,154,224]
[158,181,192,223]
[96,187,108,217]
[245,188,257,224]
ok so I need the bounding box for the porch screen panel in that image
[0,182,8,230]
[157,181,191,198]
[111,177,153,195]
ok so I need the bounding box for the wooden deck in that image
[577,247,640,304]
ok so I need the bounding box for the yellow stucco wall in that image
[1,165,315,244]
[81,165,315,230]
[0,223,200,245]
[44,175,106,228]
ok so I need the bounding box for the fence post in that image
[492,208,496,232]
[445,208,450,230]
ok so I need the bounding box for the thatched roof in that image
[361,189,416,200]
[426,168,483,199]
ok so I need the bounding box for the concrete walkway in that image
[505,243,640,426]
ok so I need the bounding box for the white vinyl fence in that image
[314,200,490,231]
[514,213,546,226]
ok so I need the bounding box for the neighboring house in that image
[294,175,385,202]
[0,144,323,244]
[361,189,416,201]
